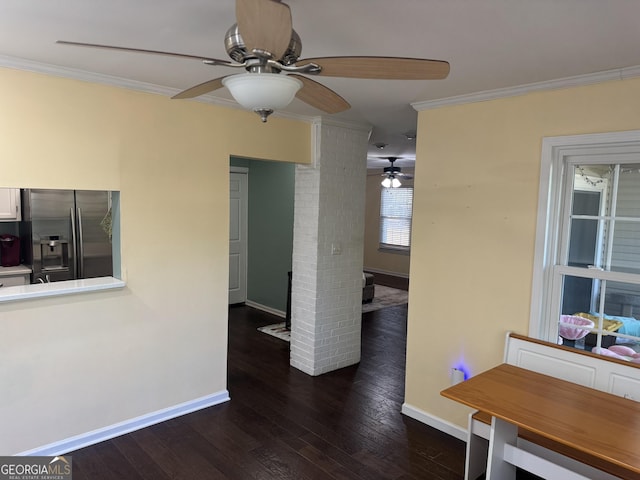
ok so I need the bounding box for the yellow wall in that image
[405,77,640,428]
[363,172,412,276]
[0,67,310,454]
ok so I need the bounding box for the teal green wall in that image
[230,157,294,313]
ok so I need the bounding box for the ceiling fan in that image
[380,157,413,188]
[57,0,450,122]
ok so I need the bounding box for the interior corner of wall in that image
[310,121,321,169]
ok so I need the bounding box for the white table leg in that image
[465,413,489,480]
[486,416,517,480]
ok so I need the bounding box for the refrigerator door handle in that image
[77,207,85,279]
[70,207,78,279]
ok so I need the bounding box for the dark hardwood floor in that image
[69,304,469,479]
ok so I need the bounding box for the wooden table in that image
[441,363,640,479]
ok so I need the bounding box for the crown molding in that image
[412,64,640,111]
[6,53,638,123]
[270,109,315,123]
[0,54,313,122]
[0,54,189,98]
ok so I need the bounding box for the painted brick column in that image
[290,118,370,376]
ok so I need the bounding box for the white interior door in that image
[229,170,248,304]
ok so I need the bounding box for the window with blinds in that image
[379,186,413,251]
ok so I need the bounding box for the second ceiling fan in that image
[380,157,413,188]
[58,0,450,122]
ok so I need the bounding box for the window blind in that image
[380,187,413,248]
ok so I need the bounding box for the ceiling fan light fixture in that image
[381,176,402,188]
[222,73,302,122]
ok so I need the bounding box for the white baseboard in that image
[401,402,467,442]
[245,300,286,318]
[363,267,409,279]
[17,390,230,456]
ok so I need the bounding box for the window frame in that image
[531,130,640,346]
[379,185,413,254]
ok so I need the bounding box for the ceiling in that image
[2,0,640,172]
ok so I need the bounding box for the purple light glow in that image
[453,361,471,381]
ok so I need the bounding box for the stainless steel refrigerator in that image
[21,189,113,283]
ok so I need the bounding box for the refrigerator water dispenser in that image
[40,237,70,272]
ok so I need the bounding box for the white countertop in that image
[0,264,32,276]
[0,276,126,303]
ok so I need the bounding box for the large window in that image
[379,186,413,251]
[533,132,640,360]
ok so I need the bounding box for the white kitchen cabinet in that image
[0,188,21,221]
[0,273,29,287]
[0,265,31,287]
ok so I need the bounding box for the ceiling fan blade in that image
[236,0,292,61]
[56,40,236,66]
[298,56,450,80]
[171,77,227,99]
[289,74,350,114]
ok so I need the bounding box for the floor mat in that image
[362,285,409,313]
[257,322,290,342]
